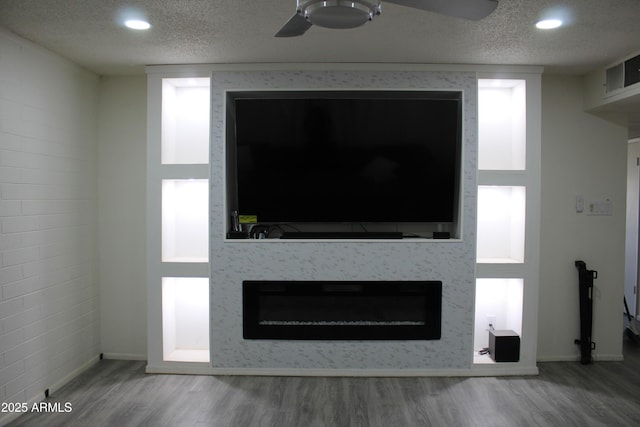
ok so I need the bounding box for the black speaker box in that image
[489,330,520,362]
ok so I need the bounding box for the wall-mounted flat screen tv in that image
[226,90,462,238]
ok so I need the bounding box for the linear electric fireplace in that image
[243,280,442,340]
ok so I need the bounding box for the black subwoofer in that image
[489,330,520,362]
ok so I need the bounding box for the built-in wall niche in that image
[477,186,525,263]
[473,278,523,360]
[478,79,526,171]
[147,66,540,375]
[161,78,210,164]
[162,277,210,362]
[162,179,209,262]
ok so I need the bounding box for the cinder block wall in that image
[0,29,100,416]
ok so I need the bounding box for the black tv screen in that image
[227,90,461,229]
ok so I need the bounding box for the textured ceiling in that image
[1,0,640,136]
[0,0,639,76]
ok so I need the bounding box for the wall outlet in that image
[487,315,496,329]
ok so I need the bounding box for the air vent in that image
[624,54,640,87]
[605,53,640,94]
[606,63,624,93]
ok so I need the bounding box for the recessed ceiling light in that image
[536,19,562,30]
[124,19,151,30]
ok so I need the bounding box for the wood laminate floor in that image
[7,339,640,427]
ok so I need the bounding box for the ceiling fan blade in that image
[275,13,313,37]
[385,0,498,21]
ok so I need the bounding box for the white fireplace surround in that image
[208,70,478,371]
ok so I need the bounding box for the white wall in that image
[97,76,147,359]
[120,72,630,365]
[0,28,100,418]
[538,74,628,361]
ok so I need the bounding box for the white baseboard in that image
[146,363,215,376]
[537,353,624,362]
[50,354,101,393]
[145,364,539,377]
[537,355,578,362]
[592,353,625,362]
[102,353,147,361]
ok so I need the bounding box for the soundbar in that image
[280,231,403,239]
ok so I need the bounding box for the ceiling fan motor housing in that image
[297,0,382,29]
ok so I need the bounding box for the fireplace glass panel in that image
[243,281,442,340]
